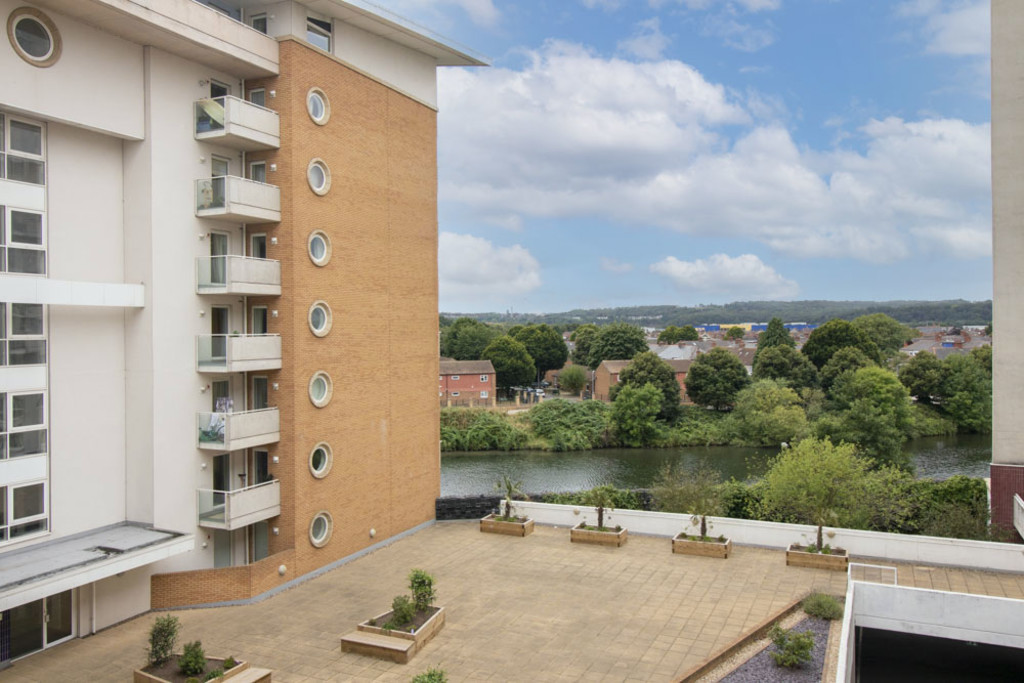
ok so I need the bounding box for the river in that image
[440,433,992,497]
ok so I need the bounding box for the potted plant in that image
[653,465,732,558]
[134,615,264,682]
[570,484,627,546]
[480,475,534,536]
[341,569,445,664]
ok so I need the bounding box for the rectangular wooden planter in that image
[570,522,627,547]
[786,544,849,571]
[134,658,260,683]
[672,533,731,559]
[341,606,445,664]
[480,514,534,537]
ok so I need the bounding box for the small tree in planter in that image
[654,465,731,558]
[496,475,525,520]
[147,615,180,668]
[480,475,534,536]
[571,484,627,546]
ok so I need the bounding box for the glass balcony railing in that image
[194,96,280,150]
[197,479,281,531]
[196,176,280,224]
[196,255,281,295]
[196,334,281,373]
[197,407,279,451]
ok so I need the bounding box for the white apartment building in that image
[0,0,482,666]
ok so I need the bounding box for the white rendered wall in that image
[0,0,145,139]
[333,22,438,108]
[91,566,154,631]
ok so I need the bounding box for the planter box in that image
[786,544,849,571]
[570,522,627,547]
[480,514,534,537]
[672,533,731,559]
[341,606,445,664]
[134,657,266,683]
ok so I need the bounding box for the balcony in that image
[197,407,279,451]
[197,480,280,531]
[197,334,281,373]
[194,96,280,151]
[196,256,281,296]
[196,176,280,224]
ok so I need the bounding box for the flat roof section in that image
[0,524,193,612]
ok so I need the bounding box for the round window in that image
[307,158,331,195]
[308,300,333,337]
[309,442,333,478]
[8,9,61,67]
[309,511,333,547]
[308,230,331,266]
[306,88,330,125]
[309,371,333,407]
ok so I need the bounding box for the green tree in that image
[759,437,873,550]
[480,336,535,394]
[557,364,587,395]
[984,323,992,337]
[970,345,992,378]
[756,317,796,352]
[852,313,918,356]
[440,317,499,360]
[657,325,699,343]
[610,383,662,447]
[898,352,944,403]
[588,323,648,369]
[685,348,751,410]
[610,351,681,422]
[801,319,883,369]
[580,484,619,530]
[819,366,912,465]
[494,475,525,519]
[725,326,746,341]
[570,324,598,366]
[652,465,724,539]
[940,354,991,433]
[820,346,875,392]
[752,345,819,390]
[730,380,808,447]
[512,323,568,383]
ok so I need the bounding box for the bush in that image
[222,656,237,670]
[541,486,642,511]
[185,678,200,683]
[412,668,448,683]
[803,593,843,620]
[179,641,207,677]
[409,569,436,612]
[768,624,814,668]
[527,399,610,450]
[203,669,224,682]
[147,614,181,666]
[391,595,415,626]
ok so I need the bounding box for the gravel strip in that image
[719,617,832,683]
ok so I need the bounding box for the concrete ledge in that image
[341,631,415,664]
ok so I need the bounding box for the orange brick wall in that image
[151,549,298,608]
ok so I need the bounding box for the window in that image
[481,375,489,383]
[480,391,489,399]
[2,303,46,366]
[306,159,330,195]
[1,482,48,542]
[306,16,331,52]
[451,376,460,381]
[252,306,268,335]
[0,391,47,461]
[308,371,333,407]
[308,301,332,337]
[249,161,266,184]
[2,116,45,185]
[249,13,268,34]
[309,442,332,478]
[248,88,266,107]
[0,207,46,274]
[309,511,333,547]
[306,88,330,125]
[7,8,61,67]
[250,233,267,259]
[252,376,269,410]
[451,391,460,397]
[307,230,331,266]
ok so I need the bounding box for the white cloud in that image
[439,233,541,303]
[618,18,671,60]
[601,258,634,274]
[438,43,992,265]
[703,14,776,52]
[898,0,989,56]
[650,254,799,299]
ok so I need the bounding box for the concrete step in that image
[229,666,272,682]
[341,630,415,664]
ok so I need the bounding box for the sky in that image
[385,0,992,314]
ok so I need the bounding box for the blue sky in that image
[389,0,992,314]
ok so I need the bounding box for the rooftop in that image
[5,522,1022,681]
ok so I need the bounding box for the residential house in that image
[440,360,496,406]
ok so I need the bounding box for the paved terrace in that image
[6,522,1024,682]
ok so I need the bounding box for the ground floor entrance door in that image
[0,589,73,665]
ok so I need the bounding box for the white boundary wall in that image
[509,501,1024,573]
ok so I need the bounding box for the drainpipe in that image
[91,582,96,635]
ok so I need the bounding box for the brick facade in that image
[990,463,1024,542]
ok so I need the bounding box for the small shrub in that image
[803,593,844,620]
[391,595,415,626]
[179,641,207,677]
[412,668,448,683]
[185,678,200,683]
[222,656,237,670]
[409,568,436,612]
[768,624,814,668]
[147,614,181,666]
[203,669,224,682]
[367,617,376,626]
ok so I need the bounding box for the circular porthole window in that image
[309,511,333,547]
[8,8,61,67]
[309,371,333,407]
[306,88,330,125]
[307,230,331,266]
[309,442,333,478]
[307,158,331,195]
[308,300,333,337]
